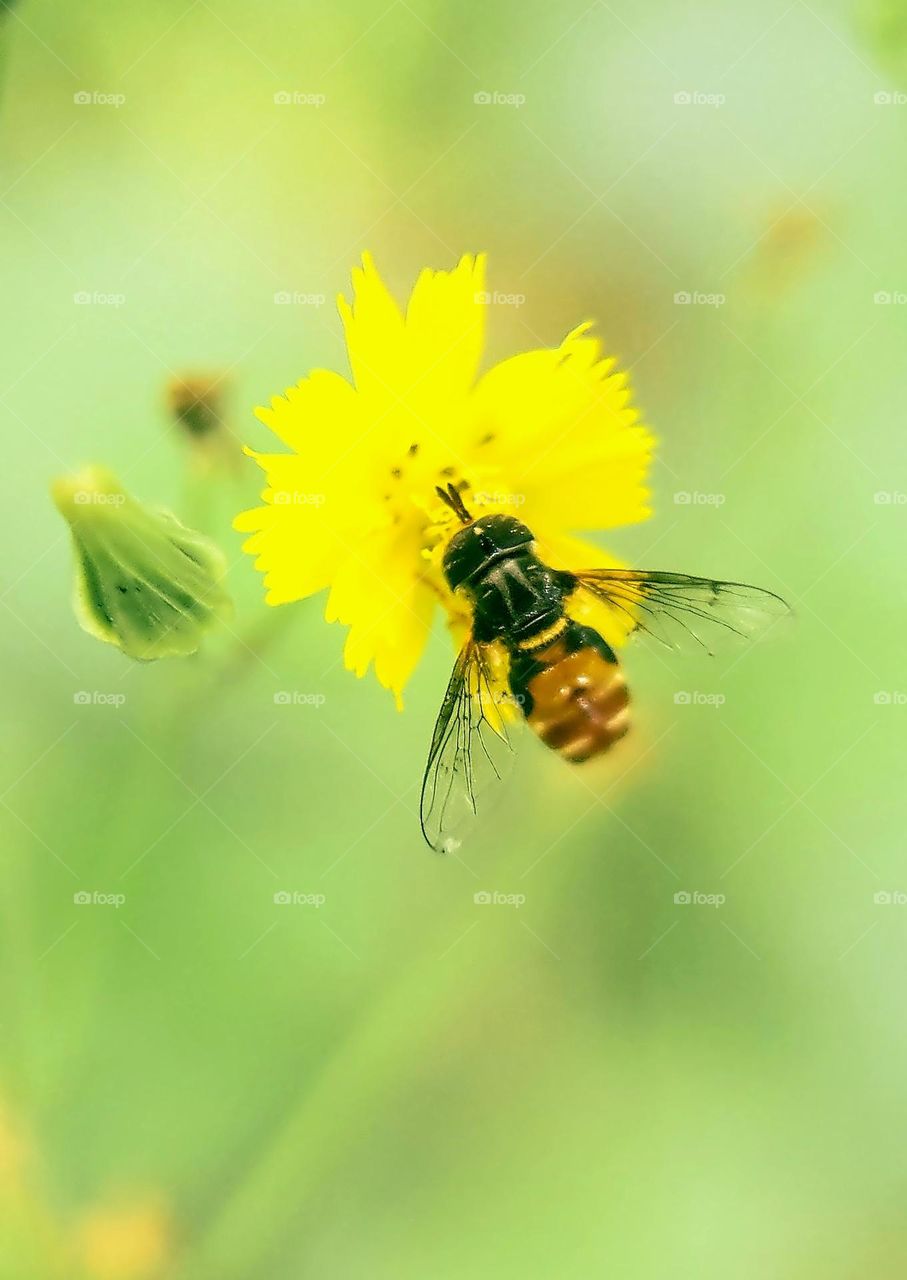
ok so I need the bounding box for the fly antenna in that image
[435,482,472,525]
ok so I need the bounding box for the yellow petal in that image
[255,369,360,455]
[338,253,487,416]
[337,252,407,398]
[471,323,654,529]
[236,359,385,604]
[404,252,487,402]
[325,524,436,708]
[234,449,380,606]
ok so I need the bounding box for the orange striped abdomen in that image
[523,639,630,762]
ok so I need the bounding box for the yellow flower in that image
[235,254,655,707]
[75,1200,170,1279]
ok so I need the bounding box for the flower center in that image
[381,443,470,525]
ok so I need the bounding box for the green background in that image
[2,1,906,1275]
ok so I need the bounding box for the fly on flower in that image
[235,254,790,854]
[421,483,790,853]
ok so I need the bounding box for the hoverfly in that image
[420,483,791,854]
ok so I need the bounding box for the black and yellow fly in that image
[420,483,790,853]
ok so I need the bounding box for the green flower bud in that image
[166,372,228,442]
[165,372,241,478]
[52,466,233,660]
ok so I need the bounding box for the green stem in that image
[172,829,540,1277]
[171,955,473,1279]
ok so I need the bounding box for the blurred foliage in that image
[863,0,907,81]
[2,1,907,1277]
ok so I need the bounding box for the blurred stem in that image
[167,816,550,1280]
[0,833,40,1102]
[0,6,13,96]
[181,466,216,537]
[208,604,299,691]
[168,605,300,743]
[171,957,476,1279]
[50,680,201,1105]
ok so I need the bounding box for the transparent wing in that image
[420,639,517,854]
[572,568,792,655]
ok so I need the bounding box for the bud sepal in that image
[52,466,233,660]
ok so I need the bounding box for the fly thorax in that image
[473,554,564,636]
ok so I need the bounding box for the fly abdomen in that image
[509,623,630,762]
